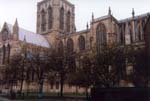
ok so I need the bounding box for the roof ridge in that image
[94,15,110,22]
[6,23,50,48]
[119,12,150,23]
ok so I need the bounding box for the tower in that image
[13,19,19,41]
[36,0,75,35]
[108,6,111,15]
[132,8,135,18]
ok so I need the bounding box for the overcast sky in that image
[0,0,149,32]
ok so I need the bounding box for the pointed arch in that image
[60,7,64,30]
[66,38,75,70]
[120,23,125,45]
[1,29,9,41]
[7,43,10,63]
[96,23,106,52]
[66,11,71,33]
[48,6,53,29]
[129,23,133,43]
[41,9,46,32]
[78,35,85,51]
[0,48,3,64]
[2,45,6,64]
[141,19,145,40]
[137,23,142,41]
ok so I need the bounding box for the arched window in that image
[120,31,124,44]
[120,24,125,45]
[129,23,133,43]
[96,23,106,52]
[48,6,53,29]
[141,19,145,40]
[7,44,10,63]
[2,29,8,41]
[0,48,2,64]
[90,37,93,49]
[57,41,64,56]
[2,45,6,64]
[41,9,46,32]
[67,38,74,55]
[66,11,71,33]
[60,7,64,30]
[78,35,85,51]
[137,24,141,41]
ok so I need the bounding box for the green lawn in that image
[1,92,87,100]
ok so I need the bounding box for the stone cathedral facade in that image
[0,0,150,92]
[36,0,147,54]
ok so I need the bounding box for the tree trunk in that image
[85,87,89,100]
[26,82,30,96]
[10,81,13,93]
[60,75,64,97]
[76,86,78,94]
[38,79,44,98]
[20,79,24,94]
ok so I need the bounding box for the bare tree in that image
[2,54,24,95]
[48,49,67,97]
[30,51,48,98]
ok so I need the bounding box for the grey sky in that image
[0,0,149,32]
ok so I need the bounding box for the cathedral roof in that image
[119,13,150,23]
[76,29,90,34]
[93,15,111,23]
[93,14,118,24]
[7,24,50,48]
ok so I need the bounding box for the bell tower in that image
[13,19,19,41]
[36,0,75,35]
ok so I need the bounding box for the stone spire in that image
[132,8,136,42]
[23,35,26,42]
[74,26,76,32]
[86,22,89,30]
[108,6,111,15]
[13,18,19,41]
[92,12,94,21]
[132,8,135,18]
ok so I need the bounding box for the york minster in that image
[0,0,150,101]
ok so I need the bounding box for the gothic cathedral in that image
[0,0,150,92]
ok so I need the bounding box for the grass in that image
[1,92,87,100]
